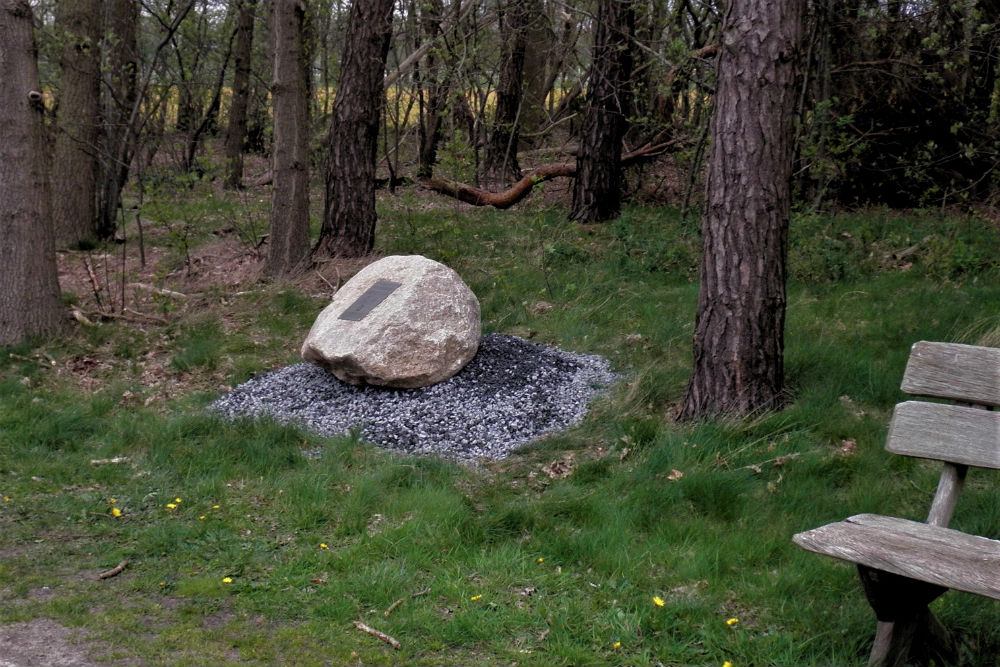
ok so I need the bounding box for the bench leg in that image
[868,609,956,667]
[858,566,958,667]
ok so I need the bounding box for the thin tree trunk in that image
[51,0,101,247]
[0,0,65,345]
[265,0,311,277]
[224,0,257,189]
[313,0,395,259]
[517,0,554,143]
[183,17,237,174]
[678,0,805,420]
[569,0,635,222]
[98,0,194,241]
[482,0,529,189]
[96,0,138,240]
[416,0,448,180]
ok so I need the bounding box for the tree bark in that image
[678,0,804,420]
[0,0,65,345]
[313,0,395,259]
[265,0,311,277]
[96,0,138,240]
[482,0,529,189]
[569,0,634,223]
[224,0,257,189]
[51,0,101,247]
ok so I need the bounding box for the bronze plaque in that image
[338,280,402,321]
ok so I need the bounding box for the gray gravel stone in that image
[211,334,616,462]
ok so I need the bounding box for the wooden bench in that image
[793,341,1000,667]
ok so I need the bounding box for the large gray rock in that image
[301,255,480,388]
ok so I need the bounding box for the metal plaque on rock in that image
[338,279,402,321]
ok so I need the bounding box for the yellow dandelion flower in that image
[612,641,621,649]
[470,594,482,601]
[320,543,329,550]
[726,618,739,627]
[165,503,177,509]
[723,662,733,667]
[222,577,233,584]
[199,515,206,520]
[3,496,10,503]
[653,596,665,607]
[212,505,220,509]
[109,498,117,504]
[158,581,165,587]
[536,557,544,563]
[174,498,182,503]
[111,507,122,517]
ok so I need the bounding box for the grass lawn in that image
[1,179,999,665]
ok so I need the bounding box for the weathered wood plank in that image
[793,514,1000,599]
[886,401,1000,468]
[902,341,1000,407]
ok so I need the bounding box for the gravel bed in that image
[211,334,616,462]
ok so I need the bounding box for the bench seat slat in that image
[793,513,1000,600]
[902,341,1000,407]
[887,401,1000,469]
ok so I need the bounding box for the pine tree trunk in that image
[0,0,65,345]
[678,0,804,420]
[96,0,138,240]
[51,0,101,246]
[224,0,257,189]
[482,0,529,189]
[313,0,394,259]
[569,0,634,223]
[265,0,310,277]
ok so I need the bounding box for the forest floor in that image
[3,166,1000,665]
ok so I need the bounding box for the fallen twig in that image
[97,560,129,580]
[82,308,169,325]
[410,587,431,598]
[384,598,404,617]
[128,282,190,299]
[83,256,104,310]
[352,621,401,650]
[90,457,131,466]
[7,353,55,368]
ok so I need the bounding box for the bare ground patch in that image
[0,619,102,667]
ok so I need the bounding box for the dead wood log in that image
[420,137,682,209]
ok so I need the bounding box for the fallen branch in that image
[97,560,129,580]
[80,308,169,325]
[90,456,131,466]
[8,352,56,368]
[422,161,576,208]
[71,308,98,327]
[83,256,104,310]
[421,137,682,209]
[352,621,401,650]
[384,598,404,617]
[128,282,190,299]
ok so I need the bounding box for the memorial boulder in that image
[301,255,480,388]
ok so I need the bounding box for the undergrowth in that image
[1,183,999,666]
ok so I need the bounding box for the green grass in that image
[1,184,999,665]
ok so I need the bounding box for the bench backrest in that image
[884,341,1000,527]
